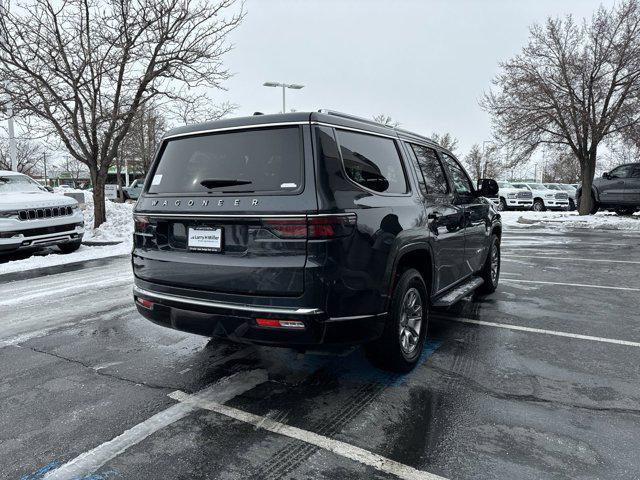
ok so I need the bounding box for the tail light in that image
[262,214,356,239]
[262,218,307,239]
[134,215,151,236]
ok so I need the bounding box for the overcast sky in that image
[215,0,616,158]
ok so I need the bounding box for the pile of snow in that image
[501,210,640,231]
[53,187,134,243]
[82,197,134,243]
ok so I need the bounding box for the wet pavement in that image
[1,227,639,480]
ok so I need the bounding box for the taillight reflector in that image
[136,297,154,309]
[255,318,305,329]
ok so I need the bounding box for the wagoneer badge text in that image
[151,199,259,207]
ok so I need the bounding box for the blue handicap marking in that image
[20,461,63,480]
[274,339,443,386]
[20,462,118,480]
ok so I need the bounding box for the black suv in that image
[132,111,501,372]
[577,163,640,215]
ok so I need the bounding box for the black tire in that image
[576,191,599,214]
[569,198,576,211]
[498,198,507,211]
[58,241,82,254]
[615,207,636,216]
[532,199,545,212]
[365,268,428,373]
[477,234,500,294]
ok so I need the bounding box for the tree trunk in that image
[578,153,597,216]
[92,170,107,228]
[116,157,124,203]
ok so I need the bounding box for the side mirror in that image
[602,172,610,179]
[478,178,499,197]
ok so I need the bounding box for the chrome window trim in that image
[162,120,400,142]
[162,121,310,140]
[133,286,323,315]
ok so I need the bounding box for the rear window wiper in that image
[200,179,252,189]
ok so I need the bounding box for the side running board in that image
[432,277,484,307]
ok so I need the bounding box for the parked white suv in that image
[511,182,570,211]
[0,171,84,254]
[496,181,534,211]
[544,183,577,210]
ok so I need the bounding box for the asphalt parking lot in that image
[2,226,640,480]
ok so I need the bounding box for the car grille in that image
[1,222,83,239]
[18,206,74,221]
[517,191,533,199]
[555,192,568,200]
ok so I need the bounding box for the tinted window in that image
[440,152,473,195]
[632,165,640,178]
[409,144,448,195]
[336,130,407,194]
[610,164,635,179]
[148,127,302,195]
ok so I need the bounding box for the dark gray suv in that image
[577,163,640,215]
[132,110,501,372]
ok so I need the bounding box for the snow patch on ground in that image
[501,210,640,231]
[0,189,134,275]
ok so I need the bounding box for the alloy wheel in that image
[399,287,423,356]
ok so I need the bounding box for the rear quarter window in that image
[148,127,303,195]
[336,130,408,194]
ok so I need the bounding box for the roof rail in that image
[394,127,435,145]
[318,109,393,130]
[318,109,436,145]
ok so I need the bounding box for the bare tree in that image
[121,106,167,177]
[0,0,244,227]
[431,132,459,156]
[482,0,640,214]
[0,137,44,175]
[464,143,503,181]
[541,148,581,183]
[373,114,399,128]
[171,96,237,125]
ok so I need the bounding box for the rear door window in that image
[148,127,303,195]
[408,143,449,195]
[336,130,408,194]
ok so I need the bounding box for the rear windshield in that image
[148,127,303,195]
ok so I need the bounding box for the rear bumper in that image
[133,281,386,347]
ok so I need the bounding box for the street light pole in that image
[263,82,304,113]
[0,0,17,171]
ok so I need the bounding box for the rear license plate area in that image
[187,226,223,252]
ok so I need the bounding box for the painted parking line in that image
[42,370,268,480]
[434,316,640,348]
[169,390,447,480]
[501,278,640,292]
[503,254,640,265]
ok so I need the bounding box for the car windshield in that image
[529,183,546,189]
[0,175,44,193]
[498,182,511,188]
[545,184,561,190]
[560,184,575,191]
